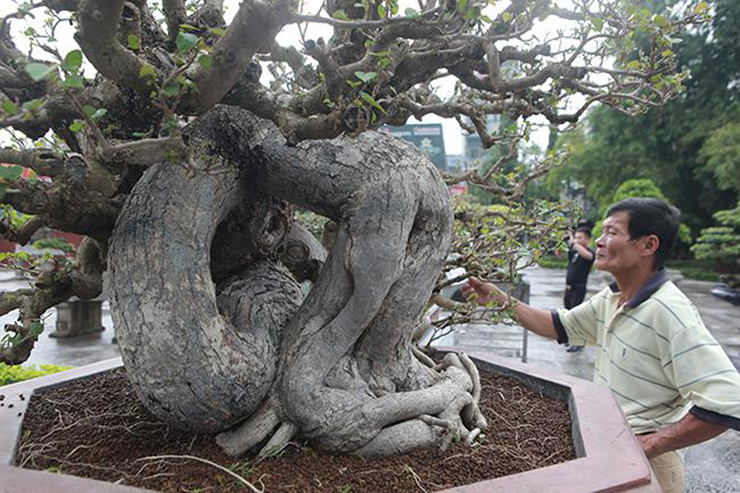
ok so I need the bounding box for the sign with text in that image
[381,124,448,171]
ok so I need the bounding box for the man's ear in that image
[642,235,660,258]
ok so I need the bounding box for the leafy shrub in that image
[32,237,75,253]
[537,254,568,269]
[0,363,72,386]
[691,202,740,269]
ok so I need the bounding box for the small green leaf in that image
[83,105,96,117]
[127,34,141,51]
[377,4,386,17]
[654,14,668,28]
[464,7,480,20]
[69,120,84,132]
[694,1,709,14]
[22,99,43,111]
[354,71,377,84]
[61,50,82,72]
[404,7,418,18]
[360,91,385,113]
[457,0,467,13]
[199,53,212,69]
[209,27,226,37]
[501,12,512,22]
[24,62,57,81]
[91,108,108,120]
[332,9,349,20]
[176,32,199,54]
[661,49,673,57]
[63,74,84,89]
[161,82,180,97]
[180,23,200,31]
[29,321,44,337]
[590,16,604,32]
[2,101,18,116]
[139,64,157,79]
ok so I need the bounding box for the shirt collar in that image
[608,268,669,309]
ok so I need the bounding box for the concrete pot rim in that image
[0,351,661,493]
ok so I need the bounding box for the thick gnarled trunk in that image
[109,106,485,457]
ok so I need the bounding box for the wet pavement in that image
[1,266,739,491]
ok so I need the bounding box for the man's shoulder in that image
[641,281,705,332]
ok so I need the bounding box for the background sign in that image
[382,124,448,171]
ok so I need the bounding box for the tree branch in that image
[183,0,293,113]
[163,0,187,47]
[0,215,44,245]
[75,0,154,92]
[0,237,105,365]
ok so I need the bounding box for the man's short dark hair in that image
[606,198,680,269]
[575,226,592,238]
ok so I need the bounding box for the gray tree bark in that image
[109,106,485,456]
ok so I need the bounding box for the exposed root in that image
[257,421,299,459]
[465,428,482,446]
[458,353,481,402]
[458,352,488,432]
[216,401,280,457]
[411,345,436,368]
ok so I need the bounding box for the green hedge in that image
[537,255,568,270]
[0,363,72,387]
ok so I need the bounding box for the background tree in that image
[544,0,739,233]
[0,0,702,459]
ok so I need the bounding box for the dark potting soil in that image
[16,366,575,493]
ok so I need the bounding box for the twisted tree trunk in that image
[109,106,485,457]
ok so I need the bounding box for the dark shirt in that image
[566,246,594,286]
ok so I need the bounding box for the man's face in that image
[574,231,590,248]
[595,212,644,274]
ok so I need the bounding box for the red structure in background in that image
[48,231,84,250]
[0,239,15,253]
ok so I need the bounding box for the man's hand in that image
[463,276,559,340]
[636,433,661,459]
[461,277,507,306]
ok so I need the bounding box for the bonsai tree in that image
[0,0,703,459]
[691,201,740,279]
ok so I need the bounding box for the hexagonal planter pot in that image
[0,352,662,493]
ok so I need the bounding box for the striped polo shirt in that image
[552,269,740,435]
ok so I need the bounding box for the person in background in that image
[563,226,594,352]
[463,198,740,493]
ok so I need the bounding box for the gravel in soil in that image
[16,367,575,493]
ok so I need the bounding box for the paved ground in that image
[2,266,739,491]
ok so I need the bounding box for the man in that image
[463,198,740,493]
[563,226,595,352]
